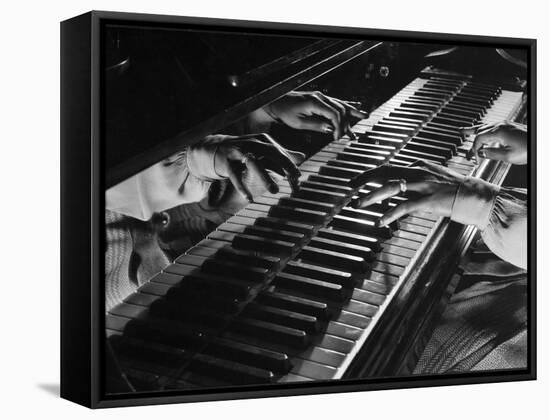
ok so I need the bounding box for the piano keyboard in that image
[106,70,525,391]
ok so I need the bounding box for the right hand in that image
[461,121,527,165]
[187,133,304,202]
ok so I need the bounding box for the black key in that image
[331,214,393,238]
[165,264,254,299]
[274,272,347,302]
[188,246,280,270]
[316,227,381,252]
[307,174,353,187]
[279,197,336,214]
[362,134,403,148]
[346,142,396,154]
[108,333,190,380]
[373,123,417,134]
[245,303,320,333]
[204,337,291,373]
[188,353,276,384]
[232,317,310,349]
[404,140,453,160]
[343,146,392,160]
[336,151,387,166]
[255,217,315,236]
[294,187,347,205]
[270,205,329,225]
[258,291,330,320]
[397,149,447,165]
[222,223,306,245]
[412,136,458,154]
[299,245,368,272]
[309,236,374,262]
[319,165,365,180]
[301,180,353,194]
[285,260,356,288]
[389,110,427,122]
[106,314,204,350]
[201,259,269,283]
[401,101,439,111]
[233,233,297,256]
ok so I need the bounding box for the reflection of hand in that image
[461,121,527,165]
[265,91,368,141]
[187,133,304,202]
[352,161,499,229]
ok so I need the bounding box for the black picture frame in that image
[61,10,536,408]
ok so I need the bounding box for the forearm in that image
[106,146,222,221]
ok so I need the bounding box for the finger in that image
[469,129,500,160]
[260,149,302,193]
[460,123,494,146]
[409,159,462,179]
[346,123,357,140]
[351,180,403,209]
[459,123,492,136]
[351,164,412,189]
[334,98,369,119]
[319,96,358,140]
[477,146,510,162]
[318,95,349,141]
[288,150,306,165]
[224,149,254,202]
[378,196,433,226]
[294,118,335,134]
[308,96,343,140]
[227,163,253,203]
[244,154,279,194]
[242,134,303,191]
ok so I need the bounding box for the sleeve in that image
[106,143,224,221]
[451,177,527,270]
[480,188,528,270]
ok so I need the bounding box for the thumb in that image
[478,147,510,162]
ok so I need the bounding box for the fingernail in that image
[360,110,370,118]
[323,125,334,133]
[478,150,486,158]
[375,218,384,227]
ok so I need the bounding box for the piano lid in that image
[103,23,381,188]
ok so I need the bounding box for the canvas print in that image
[102,21,530,395]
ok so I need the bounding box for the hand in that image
[264,91,368,141]
[461,121,527,165]
[351,162,464,226]
[187,133,304,202]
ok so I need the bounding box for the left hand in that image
[264,91,368,141]
[351,161,465,227]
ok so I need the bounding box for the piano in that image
[103,30,527,393]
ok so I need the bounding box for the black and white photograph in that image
[98,15,533,398]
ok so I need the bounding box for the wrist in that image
[186,142,225,181]
[451,177,500,230]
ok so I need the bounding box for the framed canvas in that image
[60,10,536,408]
